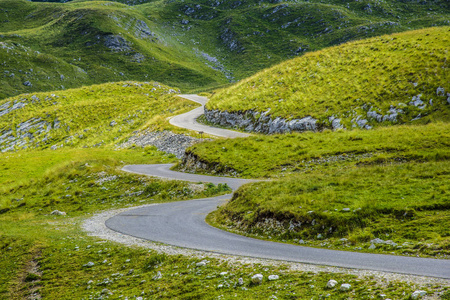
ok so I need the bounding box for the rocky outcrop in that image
[204,108,318,134]
[117,130,207,159]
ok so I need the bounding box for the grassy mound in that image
[211,160,450,257]
[181,122,450,178]
[207,27,450,129]
[183,122,450,256]
[0,81,197,152]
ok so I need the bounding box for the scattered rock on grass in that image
[251,274,263,284]
[411,290,427,299]
[340,283,351,291]
[326,279,338,288]
[83,262,95,268]
[50,210,66,215]
[268,275,279,281]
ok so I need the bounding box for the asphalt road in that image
[108,164,450,279]
[170,94,250,138]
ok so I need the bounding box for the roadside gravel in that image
[82,206,450,287]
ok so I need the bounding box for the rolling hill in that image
[206,26,450,132]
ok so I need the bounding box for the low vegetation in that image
[209,160,450,258]
[207,27,450,129]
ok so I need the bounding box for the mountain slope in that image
[1,0,449,99]
[206,26,450,130]
[0,0,228,99]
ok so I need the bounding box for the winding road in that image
[106,95,450,279]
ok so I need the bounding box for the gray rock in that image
[204,108,317,134]
[356,119,368,128]
[341,208,351,212]
[268,275,279,281]
[370,238,385,244]
[117,130,205,159]
[104,35,131,51]
[326,279,338,288]
[409,94,424,107]
[196,260,208,267]
[110,120,117,127]
[251,274,263,284]
[368,244,376,250]
[329,116,343,130]
[153,271,162,280]
[23,81,32,86]
[83,262,95,267]
[367,109,383,122]
[411,290,427,299]
[101,289,113,295]
[50,210,66,215]
[340,283,351,291]
[238,278,244,285]
[436,87,445,97]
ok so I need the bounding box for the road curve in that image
[170,94,250,138]
[107,164,450,279]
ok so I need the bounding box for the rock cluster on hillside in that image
[117,130,207,159]
[205,87,450,134]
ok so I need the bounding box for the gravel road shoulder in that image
[82,205,450,287]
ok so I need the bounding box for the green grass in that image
[207,27,450,128]
[0,81,201,152]
[2,219,433,299]
[180,122,450,178]
[1,143,441,299]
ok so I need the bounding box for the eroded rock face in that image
[104,35,131,52]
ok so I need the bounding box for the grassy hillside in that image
[207,27,450,129]
[0,81,199,152]
[139,0,450,81]
[2,0,449,99]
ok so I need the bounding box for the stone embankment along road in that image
[170,94,250,138]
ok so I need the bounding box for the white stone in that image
[50,210,66,215]
[340,283,351,291]
[326,279,338,288]
[268,275,279,281]
[238,278,244,285]
[411,290,427,299]
[251,274,263,284]
[83,262,95,267]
